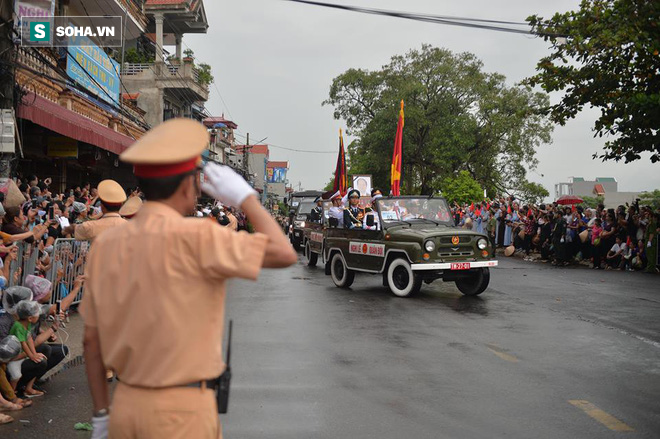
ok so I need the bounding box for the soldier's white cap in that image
[120,118,209,178]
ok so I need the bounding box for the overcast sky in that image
[184,0,659,197]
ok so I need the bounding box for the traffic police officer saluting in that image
[81,119,297,439]
[65,179,128,241]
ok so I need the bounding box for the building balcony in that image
[68,0,148,37]
[122,60,209,102]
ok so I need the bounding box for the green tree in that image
[277,201,289,216]
[323,176,335,192]
[639,189,660,210]
[195,63,214,86]
[527,1,660,163]
[124,47,154,64]
[325,45,553,199]
[517,181,550,205]
[580,195,605,208]
[183,48,195,59]
[440,171,483,205]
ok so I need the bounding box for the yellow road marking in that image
[485,344,519,363]
[568,400,635,432]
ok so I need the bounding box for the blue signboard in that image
[267,167,287,183]
[66,35,120,106]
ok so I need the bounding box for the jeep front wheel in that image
[330,253,354,288]
[305,241,318,267]
[455,268,490,296]
[387,258,422,297]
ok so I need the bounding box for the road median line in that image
[568,400,634,432]
[485,344,519,363]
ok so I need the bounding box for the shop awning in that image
[17,93,135,155]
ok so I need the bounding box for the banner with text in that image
[66,35,121,105]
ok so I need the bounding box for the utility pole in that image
[243,132,250,184]
[0,0,15,178]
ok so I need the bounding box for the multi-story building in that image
[555,177,640,208]
[235,144,269,191]
[202,115,238,166]
[555,177,618,199]
[266,160,289,202]
[5,0,210,190]
[10,0,151,189]
[121,0,210,127]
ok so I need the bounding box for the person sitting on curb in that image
[0,335,30,425]
[605,236,626,270]
[8,301,47,398]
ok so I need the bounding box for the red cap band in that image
[101,200,124,207]
[133,157,200,178]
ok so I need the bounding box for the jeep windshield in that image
[375,197,453,227]
[296,200,317,220]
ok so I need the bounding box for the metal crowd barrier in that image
[5,238,88,306]
[46,239,89,305]
[8,241,39,287]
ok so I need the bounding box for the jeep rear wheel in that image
[387,258,422,297]
[305,241,318,267]
[330,253,354,288]
[455,268,490,296]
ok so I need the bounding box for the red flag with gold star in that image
[391,100,404,196]
[333,128,348,196]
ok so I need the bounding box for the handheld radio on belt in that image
[216,320,232,414]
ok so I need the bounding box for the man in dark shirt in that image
[310,197,323,223]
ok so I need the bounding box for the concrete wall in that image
[571,180,618,197]
[268,182,287,199]
[249,153,267,190]
[125,83,163,128]
[604,192,640,209]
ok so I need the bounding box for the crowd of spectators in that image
[452,196,660,273]
[0,174,125,424]
[195,203,248,231]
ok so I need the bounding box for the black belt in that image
[185,379,218,390]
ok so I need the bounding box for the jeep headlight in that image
[424,240,436,252]
[477,238,488,250]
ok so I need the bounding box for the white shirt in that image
[610,242,627,254]
[329,206,344,227]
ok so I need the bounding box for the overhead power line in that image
[284,0,568,37]
[234,132,336,154]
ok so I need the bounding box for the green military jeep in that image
[322,196,498,297]
[302,200,332,267]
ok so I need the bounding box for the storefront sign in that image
[66,35,120,105]
[14,0,54,38]
[47,137,78,158]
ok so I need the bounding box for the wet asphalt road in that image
[3,255,659,438]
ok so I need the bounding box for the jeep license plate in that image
[450,262,471,270]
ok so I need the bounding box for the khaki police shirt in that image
[74,213,127,241]
[79,202,268,388]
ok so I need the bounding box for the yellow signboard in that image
[47,137,78,158]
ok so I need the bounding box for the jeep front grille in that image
[438,250,474,257]
[439,236,472,244]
